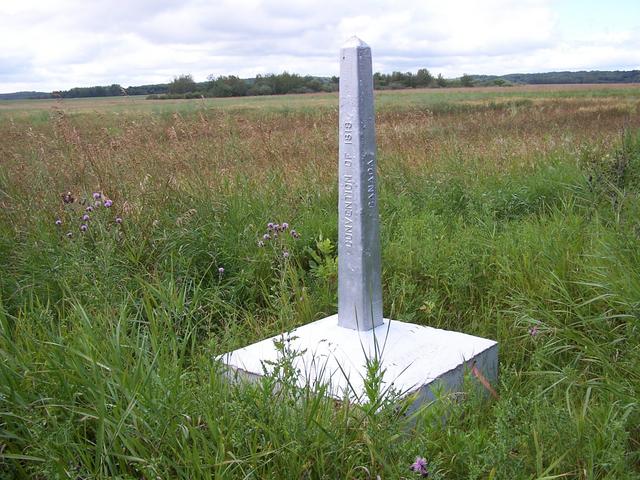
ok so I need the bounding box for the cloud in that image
[0,0,638,92]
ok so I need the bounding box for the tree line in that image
[151,69,460,99]
[4,69,638,100]
[148,72,338,99]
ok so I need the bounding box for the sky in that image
[1,0,639,93]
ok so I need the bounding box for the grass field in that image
[1,85,639,479]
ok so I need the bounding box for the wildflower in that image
[86,206,94,212]
[104,199,113,208]
[92,192,101,200]
[529,326,539,337]
[290,229,300,239]
[115,217,123,224]
[218,267,225,275]
[281,222,289,230]
[263,233,271,240]
[62,192,74,204]
[410,457,429,477]
[82,214,90,221]
[80,224,88,232]
[283,251,290,259]
[267,222,274,230]
[273,224,280,231]
[95,201,102,207]
[66,231,73,238]
[257,240,265,247]
[55,219,62,226]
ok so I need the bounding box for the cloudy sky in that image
[1,0,639,93]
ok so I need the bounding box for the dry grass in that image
[1,85,638,217]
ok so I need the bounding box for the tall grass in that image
[1,88,639,478]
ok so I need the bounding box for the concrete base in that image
[219,315,498,407]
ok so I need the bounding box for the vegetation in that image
[53,84,125,98]
[475,70,640,86]
[4,69,639,101]
[1,86,640,478]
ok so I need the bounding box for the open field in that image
[2,83,640,115]
[1,84,640,478]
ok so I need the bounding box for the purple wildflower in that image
[115,217,123,224]
[267,222,274,230]
[263,233,271,240]
[529,326,539,337]
[290,229,300,239]
[66,231,73,238]
[82,214,90,221]
[55,219,62,226]
[80,224,88,232]
[410,457,429,477]
[92,192,101,200]
[86,206,94,212]
[218,267,224,275]
[283,251,290,259]
[104,199,113,208]
[273,224,280,231]
[281,222,289,230]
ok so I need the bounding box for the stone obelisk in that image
[338,37,383,331]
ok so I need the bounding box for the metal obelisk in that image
[338,37,383,331]
[219,37,498,408]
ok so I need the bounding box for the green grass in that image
[3,83,640,117]
[1,88,640,479]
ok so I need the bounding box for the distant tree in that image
[248,83,273,96]
[415,68,433,87]
[460,73,474,87]
[373,72,387,89]
[208,75,248,97]
[436,73,447,87]
[168,74,196,94]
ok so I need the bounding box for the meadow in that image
[1,84,639,479]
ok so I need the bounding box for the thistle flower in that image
[267,222,274,230]
[283,251,290,259]
[115,217,123,224]
[104,199,113,208]
[529,326,539,337]
[55,219,62,226]
[410,457,429,477]
[82,214,90,221]
[92,192,101,200]
[80,224,88,232]
[290,229,300,239]
[86,206,94,212]
[273,224,280,231]
[281,222,289,230]
[263,233,271,240]
[218,267,225,276]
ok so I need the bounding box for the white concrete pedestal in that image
[219,315,498,407]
